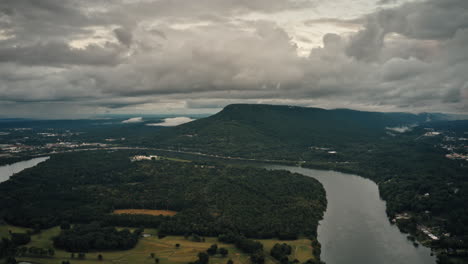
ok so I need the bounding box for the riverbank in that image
[0,155,36,166]
[1,149,465,263]
[0,152,326,264]
[263,165,436,264]
[300,160,467,263]
[0,156,49,184]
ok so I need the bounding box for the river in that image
[0,157,49,183]
[263,165,436,264]
[0,155,437,263]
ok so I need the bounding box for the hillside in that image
[151,104,468,261]
[153,104,439,158]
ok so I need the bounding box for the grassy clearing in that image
[258,238,314,263]
[0,224,31,238]
[159,157,191,163]
[27,226,62,249]
[15,232,246,264]
[1,225,315,264]
[113,209,178,216]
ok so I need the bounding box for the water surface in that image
[0,155,438,264]
[0,157,49,183]
[263,165,436,264]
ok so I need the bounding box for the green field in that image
[1,225,315,264]
[259,239,314,262]
[159,156,191,163]
[0,224,31,239]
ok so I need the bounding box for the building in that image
[131,155,159,161]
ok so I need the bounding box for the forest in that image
[146,104,468,259]
[150,104,441,159]
[0,150,326,240]
[1,104,467,263]
[53,222,142,252]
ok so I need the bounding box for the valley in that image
[1,104,467,264]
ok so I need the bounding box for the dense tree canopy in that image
[53,222,141,252]
[0,150,326,240]
[150,104,468,248]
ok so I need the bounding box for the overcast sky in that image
[0,0,467,118]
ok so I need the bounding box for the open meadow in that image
[112,209,178,217]
[0,225,315,264]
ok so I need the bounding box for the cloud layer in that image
[0,0,467,118]
[147,117,195,127]
[122,117,143,123]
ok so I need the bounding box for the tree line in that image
[0,151,326,241]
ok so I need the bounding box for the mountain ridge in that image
[151,104,449,159]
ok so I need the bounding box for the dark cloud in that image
[377,0,468,40]
[346,17,386,61]
[380,57,428,82]
[351,0,468,49]
[0,0,106,43]
[0,0,467,117]
[118,0,314,19]
[304,18,362,29]
[377,0,398,5]
[114,28,133,47]
[0,42,123,66]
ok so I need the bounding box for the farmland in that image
[113,209,178,217]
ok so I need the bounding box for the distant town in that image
[0,126,127,159]
[1,125,467,163]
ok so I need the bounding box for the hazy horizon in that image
[1,103,467,121]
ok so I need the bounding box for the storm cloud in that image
[0,0,466,118]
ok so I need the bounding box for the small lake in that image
[0,157,49,183]
[263,165,436,264]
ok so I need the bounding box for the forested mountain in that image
[1,104,466,262]
[152,104,468,258]
[153,104,444,157]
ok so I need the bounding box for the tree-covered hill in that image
[153,104,443,158]
[150,104,468,261]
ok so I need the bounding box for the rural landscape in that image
[1,0,468,263]
[0,147,326,264]
[1,104,467,264]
